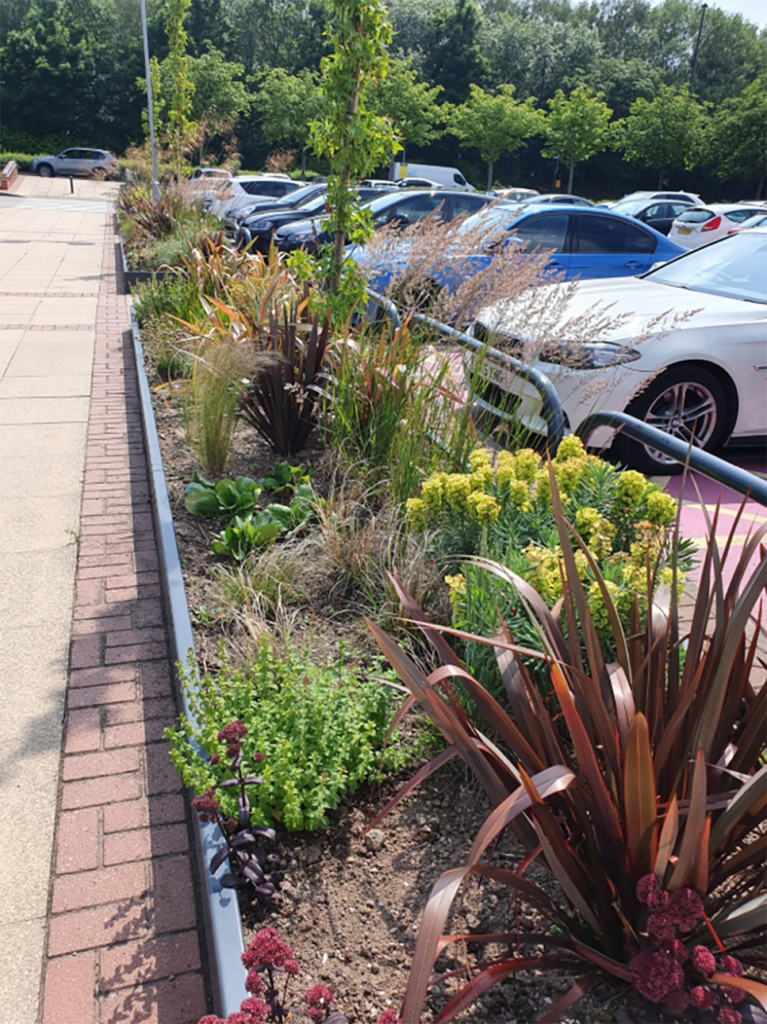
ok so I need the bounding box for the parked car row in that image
[468,229,767,471]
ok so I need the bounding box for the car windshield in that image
[646,233,767,304]
[290,184,324,206]
[611,200,649,216]
[454,206,515,236]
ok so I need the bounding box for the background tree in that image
[255,67,321,178]
[424,0,488,104]
[540,84,614,192]
[706,76,766,196]
[619,84,707,188]
[368,58,443,170]
[163,0,196,178]
[188,49,250,165]
[448,84,541,190]
[310,0,400,287]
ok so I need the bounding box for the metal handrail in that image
[365,288,566,451]
[577,411,767,506]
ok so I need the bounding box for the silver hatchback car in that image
[31,148,120,179]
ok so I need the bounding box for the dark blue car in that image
[354,203,685,290]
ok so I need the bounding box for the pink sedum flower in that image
[239,997,270,1019]
[692,946,717,975]
[672,887,704,931]
[668,939,688,963]
[304,983,334,1007]
[663,989,689,1015]
[690,986,717,1010]
[198,1017,225,1024]
[636,874,660,904]
[719,955,743,977]
[377,1012,402,1024]
[631,950,685,1002]
[244,969,263,995]
[717,1009,742,1024]
[648,911,677,943]
[241,927,294,971]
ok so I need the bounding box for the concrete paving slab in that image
[4,339,95,377]
[30,296,99,326]
[0,452,84,497]
[0,396,91,424]
[0,335,24,376]
[0,919,47,1024]
[0,420,88,458]
[0,529,79,631]
[0,374,92,398]
[0,493,83,551]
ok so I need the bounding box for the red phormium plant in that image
[199,928,347,1024]
[366,466,767,1023]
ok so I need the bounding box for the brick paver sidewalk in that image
[41,223,209,1024]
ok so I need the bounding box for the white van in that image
[391,163,474,191]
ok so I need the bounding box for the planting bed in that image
[145,356,630,1024]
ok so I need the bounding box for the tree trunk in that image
[567,158,574,194]
[657,167,664,189]
[331,61,362,291]
[487,161,493,192]
[301,147,306,181]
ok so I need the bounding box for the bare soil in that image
[147,361,629,1024]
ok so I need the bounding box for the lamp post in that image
[140,0,161,200]
[689,3,708,92]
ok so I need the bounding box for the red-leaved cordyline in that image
[197,929,347,1024]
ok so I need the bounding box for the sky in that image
[661,0,767,28]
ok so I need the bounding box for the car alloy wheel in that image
[613,364,727,474]
[643,380,718,463]
[37,164,54,177]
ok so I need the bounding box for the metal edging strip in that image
[131,311,249,1017]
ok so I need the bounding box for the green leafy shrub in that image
[166,643,405,831]
[406,437,694,687]
[184,472,261,518]
[367,484,767,1023]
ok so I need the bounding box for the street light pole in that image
[689,3,708,92]
[140,0,161,201]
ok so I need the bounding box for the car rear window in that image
[725,209,764,222]
[677,209,715,223]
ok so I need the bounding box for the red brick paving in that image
[42,222,209,1024]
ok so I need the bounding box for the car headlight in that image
[542,341,642,369]
[287,230,314,242]
[255,221,273,231]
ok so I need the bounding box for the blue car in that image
[355,203,685,292]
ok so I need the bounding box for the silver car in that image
[31,148,120,179]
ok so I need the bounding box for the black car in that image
[274,189,495,254]
[243,186,398,253]
[607,198,696,236]
[226,183,327,239]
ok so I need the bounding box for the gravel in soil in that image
[147,359,628,1023]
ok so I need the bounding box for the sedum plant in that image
[367,468,767,1023]
[199,927,347,1023]
[167,643,405,832]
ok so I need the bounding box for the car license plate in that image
[677,226,693,235]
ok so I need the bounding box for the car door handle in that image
[624,260,644,269]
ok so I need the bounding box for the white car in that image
[668,203,766,249]
[206,175,302,218]
[603,190,704,210]
[495,187,540,202]
[469,229,767,473]
[732,212,767,233]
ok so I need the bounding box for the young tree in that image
[368,57,444,166]
[619,84,707,188]
[540,84,614,193]
[425,0,489,105]
[706,77,766,196]
[448,83,541,191]
[188,48,250,165]
[310,0,400,289]
[164,0,196,179]
[255,68,322,179]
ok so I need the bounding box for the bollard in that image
[69,176,74,194]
